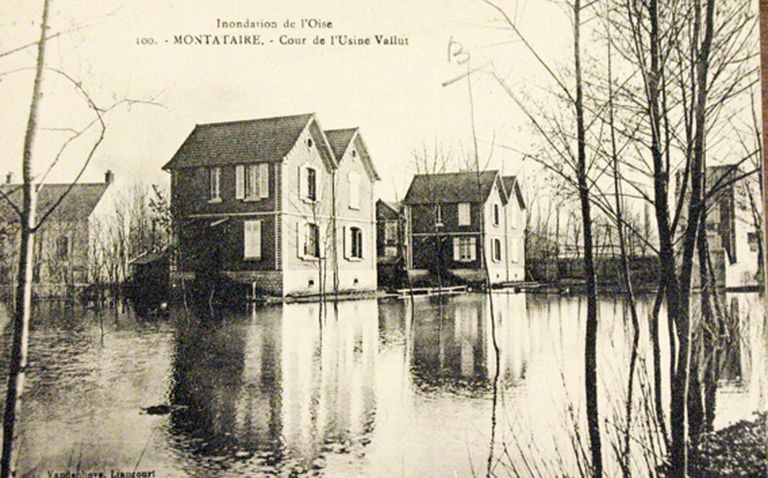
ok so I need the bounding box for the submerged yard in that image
[0,291,763,477]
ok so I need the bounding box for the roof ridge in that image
[412,170,498,177]
[196,112,314,128]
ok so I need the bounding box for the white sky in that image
[0,0,573,202]
[1,0,759,211]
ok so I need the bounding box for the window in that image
[453,237,477,262]
[434,204,443,226]
[237,164,269,200]
[302,222,320,258]
[347,227,363,259]
[748,232,759,252]
[349,171,360,209]
[384,221,398,245]
[244,220,262,259]
[492,238,502,262]
[493,204,500,226]
[299,165,318,202]
[209,167,221,201]
[56,235,69,259]
[510,239,519,263]
[458,203,471,226]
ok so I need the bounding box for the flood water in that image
[0,292,764,477]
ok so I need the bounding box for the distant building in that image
[163,113,380,297]
[402,170,526,285]
[376,199,405,262]
[706,165,761,288]
[673,164,762,289]
[375,199,408,289]
[0,171,115,297]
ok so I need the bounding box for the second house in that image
[163,113,379,297]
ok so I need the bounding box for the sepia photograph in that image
[0,0,765,476]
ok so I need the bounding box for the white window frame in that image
[300,164,319,203]
[243,220,262,259]
[209,167,221,202]
[302,222,320,258]
[349,226,363,259]
[458,202,471,226]
[492,238,502,262]
[435,204,443,226]
[454,237,476,262]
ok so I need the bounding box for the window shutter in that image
[349,172,360,209]
[235,165,245,199]
[319,225,327,258]
[358,229,364,258]
[296,221,303,258]
[459,203,470,225]
[343,226,350,259]
[259,163,269,198]
[244,220,262,259]
[470,238,477,261]
[298,165,306,199]
[316,167,323,201]
[249,164,258,198]
[453,238,460,261]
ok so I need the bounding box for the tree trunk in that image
[1,1,49,476]
[574,1,601,475]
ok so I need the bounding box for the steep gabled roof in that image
[0,182,110,222]
[403,170,501,205]
[377,199,401,213]
[502,175,526,210]
[325,128,357,160]
[163,113,318,170]
[325,127,380,181]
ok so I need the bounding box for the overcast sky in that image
[0,0,577,201]
[3,0,759,211]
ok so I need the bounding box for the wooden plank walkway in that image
[394,285,468,299]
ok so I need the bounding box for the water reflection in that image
[0,292,762,477]
[166,301,377,476]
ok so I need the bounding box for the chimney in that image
[5,172,12,184]
[105,170,114,185]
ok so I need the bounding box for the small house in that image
[0,171,116,297]
[402,170,525,285]
[163,113,380,297]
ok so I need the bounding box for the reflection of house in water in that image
[410,293,529,394]
[167,300,378,475]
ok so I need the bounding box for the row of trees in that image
[460,0,759,475]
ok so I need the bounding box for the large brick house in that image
[403,170,525,285]
[0,171,116,297]
[163,113,379,297]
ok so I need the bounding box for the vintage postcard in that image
[0,0,765,477]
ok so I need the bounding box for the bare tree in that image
[0,2,159,473]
